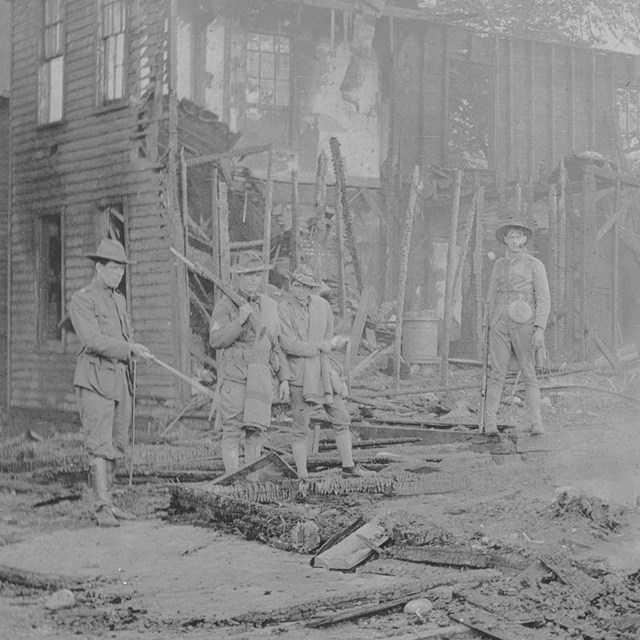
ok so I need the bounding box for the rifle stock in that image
[170,247,268,341]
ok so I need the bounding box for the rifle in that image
[478,302,490,433]
[170,247,267,342]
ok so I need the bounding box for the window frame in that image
[96,0,129,109]
[244,31,292,115]
[616,84,640,159]
[37,0,65,126]
[37,210,65,349]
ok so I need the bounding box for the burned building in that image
[6,0,640,423]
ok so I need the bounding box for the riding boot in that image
[291,440,309,480]
[89,457,119,528]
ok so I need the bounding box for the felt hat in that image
[230,250,271,274]
[289,264,321,288]
[495,221,534,246]
[85,238,133,264]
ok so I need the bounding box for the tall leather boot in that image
[291,440,309,479]
[525,382,544,434]
[220,437,240,474]
[483,381,503,435]
[89,457,119,528]
[107,460,137,521]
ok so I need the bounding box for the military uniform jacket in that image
[209,293,289,383]
[69,278,133,400]
[487,251,551,329]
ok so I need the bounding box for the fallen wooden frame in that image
[208,451,297,486]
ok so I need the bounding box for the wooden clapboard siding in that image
[0,97,8,410]
[9,0,181,415]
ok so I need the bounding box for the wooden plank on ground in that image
[312,520,389,571]
[538,552,602,601]
[450,604,555,640]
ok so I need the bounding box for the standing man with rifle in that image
[209,251,290,473]
[483,222,550,436]
[69,239,151,527]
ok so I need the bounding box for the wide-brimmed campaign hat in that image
[230,250,272,274]
[85,238,134,264]
[495,221,534,246]
[288,264,321,288]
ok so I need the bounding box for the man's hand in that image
[318,340,333,354]
[131,343,152,359]
[237,302,253,325]
[279,380,290,403]
[531,326,545,349]
[331,335,349,351]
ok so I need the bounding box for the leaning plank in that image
[312,520,388,570]
[0,565,83,591]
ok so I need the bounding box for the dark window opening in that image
[39,214,63,341]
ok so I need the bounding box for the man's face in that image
[505,228,527,252]
[236,271,263,297]
[290,279,313,303]
[95,261,125,289]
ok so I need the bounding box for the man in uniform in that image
[69,239,151,527]
[483,222,550,436]
[278,264,374,479]
[209,251,290,473]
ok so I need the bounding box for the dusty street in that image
[1,368,640,640]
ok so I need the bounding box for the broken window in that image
[97,0,127,104]
[447,60,492,170]
[38,0,64,125]
[38,213,63,342]
[245,32,291,118]
[616,85,640,164]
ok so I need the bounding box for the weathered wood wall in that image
[9,0,184,416]
[0,96,9,410]
[398,22,638,187]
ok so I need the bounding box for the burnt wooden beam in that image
[184,144,273,168]
[290,168,300,270]
[440,169,461,386]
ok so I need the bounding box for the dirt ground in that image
[1,364,640,639]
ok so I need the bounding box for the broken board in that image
[312,520,389,571]
[208,451,297,486]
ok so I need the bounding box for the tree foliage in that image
[418,0,640,50]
